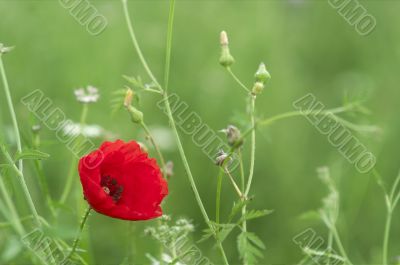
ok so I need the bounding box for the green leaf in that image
[229,199,250,222]
[123,75,144,89]
[216,223,236,243]
[246,232,266,250]
[240,209,273,223]
[0,164,11,169]
[237,231,265,264]
[298,210,321,222]
[197,227,214,243]
[14,149,49,161]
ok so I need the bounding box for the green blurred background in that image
[0,0,400,264]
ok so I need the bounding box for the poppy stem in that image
[66,206,92,261]
[121,1,230,264]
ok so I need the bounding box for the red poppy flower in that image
[78,139,168,220]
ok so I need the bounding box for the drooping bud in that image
[220,125,243,147]
[251,81,265,95]
[215,149,230,166]
[126,105,143,123]
[219,31,235,67]
[255,62,271,83]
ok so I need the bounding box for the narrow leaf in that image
[14,149,49,161]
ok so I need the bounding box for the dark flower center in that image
[100,175,124,203]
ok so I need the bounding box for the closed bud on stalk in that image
[219,31,235,67]
[127,105,143,123]
[255,62,271,83]
[252,81,265,95]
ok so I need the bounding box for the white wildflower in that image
[74,85,100,103]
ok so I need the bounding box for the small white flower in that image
[0,43,14,54]
[62,122,104,138]
[74,85,100,103]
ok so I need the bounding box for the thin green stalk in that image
[59,104,89,206]
[238,149,245,191]
[0,146,41,227]
[242,95,257,265]
[226,67,250,93]
[382,171,400,265]
[140,121,167,172]
[0,55,23,172]
[164,0,175,91]
[65,206,91,261]
[244,96,256,196]
[122,1,229,263]
[215,168,224,225]
[327,230,333,265]
[0,215,35,229]
[259,105,357,127]
[32,133,55,217]
[0,173,25,235]
[382,210,392,265]
[331,226,353,265]
[122,0,162,92]
[224,166,244,199]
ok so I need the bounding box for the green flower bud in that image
[219,47,235,67]
[219,31,235,67]
[127,105,143,123]
[255,62,271,83]
[252,81,264,95]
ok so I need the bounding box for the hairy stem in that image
[0,146,41,227]
[382,210,392,265]
[66,206,92,261]
[226,67,250,93]
[0,55,23,172]
[259,105,358,127]
[0,173,25,235]
[215,168,224,226]
[164,0,175,92]
[140,121,167,172]
[224,166,244,199]
[122,0,162,92]
[122,1,229,263]
[244,96,256,196]
[331,226,353,265]
[32,133,55,217]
